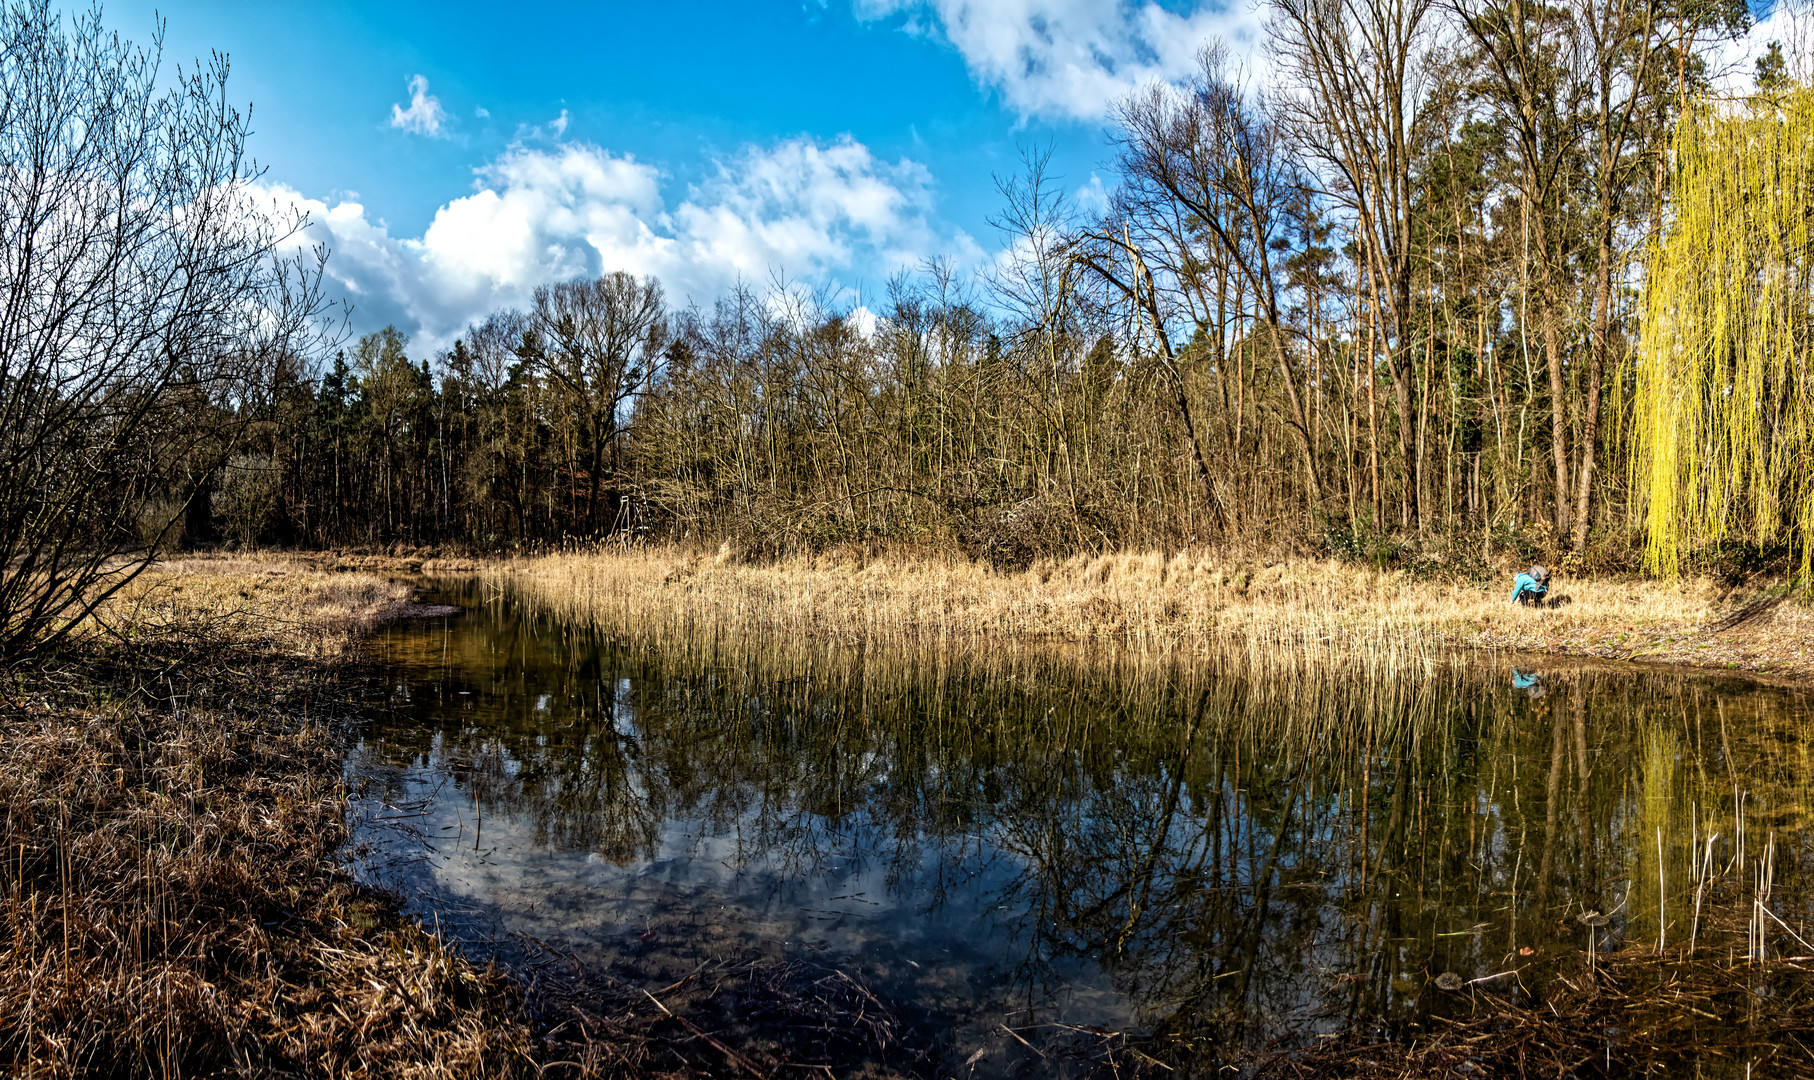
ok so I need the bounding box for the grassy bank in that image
[104,557,435,656]
[0,560,534,1077]
[493,544,1814,680]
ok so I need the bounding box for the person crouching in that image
[1511,565,1550,607]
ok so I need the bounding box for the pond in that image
[347,578,1814,1076]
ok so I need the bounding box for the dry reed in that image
[0,560,537,1078]
[489,544,1813,678]
[95,556,419,657]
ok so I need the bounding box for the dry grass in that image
[93,556,418,658]
[0,559,539,1078]
[491,544,1814,679]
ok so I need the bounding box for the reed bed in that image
[0,562,539,1078]
[491,544,1811,678]
[1283,873,1814,1079]
[491,586,1486,760]
[96,556,420,658]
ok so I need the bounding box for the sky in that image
[101,0,1271,356]
[101,0,1797,359]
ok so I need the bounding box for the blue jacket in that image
[1511,572,1548,602]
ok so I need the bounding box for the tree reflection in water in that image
[349,580,1813,1068]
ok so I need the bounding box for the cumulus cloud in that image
[272,136,977,356]
[856,0,1267,120]
[673,137,954,281]
[390,74,448,137]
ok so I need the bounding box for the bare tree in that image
[1272,0,1442,530]
[462,309,529,394]
[989,149,1108,544]
[992,146,1223,536]
[522,272,668,536]
[1108,47,1325,511]
[0,1,333,656]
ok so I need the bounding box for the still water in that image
[348,579,1814,1074]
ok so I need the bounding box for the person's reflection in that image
[1510,669,1547,701]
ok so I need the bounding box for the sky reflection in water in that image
[347,580,1814,1071]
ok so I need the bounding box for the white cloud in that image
[1709,1,1814,95]
[1074,172,1111,215]
[390,74,448,137]
[848,304,881,337]
[673,137,957,281]
[272,136,978,356]
[856,0,1267,120]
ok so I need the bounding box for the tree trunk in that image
[1528,204,1571,537]
[1572,215,1614,551]
[1366,287,1383,525]
[1259,310,1325,507]
[1390,271,1419,531]
[1540,271,1570,537]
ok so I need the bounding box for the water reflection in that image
[348,580,1814,1073]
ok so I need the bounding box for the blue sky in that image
[103,0,1268,354]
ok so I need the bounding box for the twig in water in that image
[998,1025,1047,1058]
[639,987,770,1078]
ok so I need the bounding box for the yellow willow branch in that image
[1635,83,1814,578]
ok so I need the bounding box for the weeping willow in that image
[1634,85,1814,578]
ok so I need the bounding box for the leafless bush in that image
[0,0,337,656]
